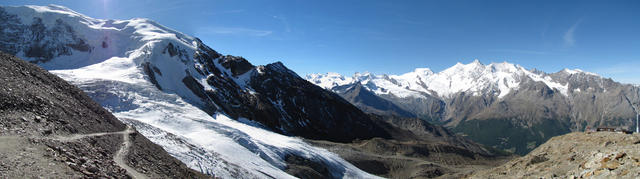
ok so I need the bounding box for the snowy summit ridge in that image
[308,60,599,99]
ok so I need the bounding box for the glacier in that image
[0,4,380,179]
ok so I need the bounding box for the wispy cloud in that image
[489,49,548,55]
[198,27,272,37]
[563,19,582,47]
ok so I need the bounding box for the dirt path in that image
[43,125,148,179]
[113,125,148,179]
[45,129,130,142]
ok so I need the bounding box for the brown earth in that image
[470,132,640,178]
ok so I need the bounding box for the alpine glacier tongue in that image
[0,5,382,178]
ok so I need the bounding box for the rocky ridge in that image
[471,132,640,178]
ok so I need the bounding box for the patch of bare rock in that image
[470,132,640,178]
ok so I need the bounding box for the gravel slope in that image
[471,132,640,178]
[0,52,208,178]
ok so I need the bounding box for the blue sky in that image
[2,0,639,83]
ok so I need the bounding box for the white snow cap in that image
[307,60,601,99]
[561,68,600,76]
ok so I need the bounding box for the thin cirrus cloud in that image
[198,27,273,37]
[563,19,582,47]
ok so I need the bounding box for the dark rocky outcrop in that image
[332,83,415,118]
[245,62,391,142]
[174,37,392,142]
[284,154,330,179]
[219,55,254,76]
[142,62,162,90]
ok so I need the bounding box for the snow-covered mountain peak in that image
[307,60,579,99]
[562,68,583,74]
[306,72,354,89]
[2,3,225,104]
[354,71,373,77]
[446,59,484,73]
[5,4,96,27]
[559,68,599,77]
[469,59,483,66]
[391,67,434,83]
[412,67,434,76]
[442,61,525,76]
[488,62,523,72]
[424,61,524,98]
[353,71,376,81]
[1,4,199,73]
[28,4,80,15]
[326,72,344,77]
[27,4,80,14]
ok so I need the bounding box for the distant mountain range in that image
[308,60,640,155]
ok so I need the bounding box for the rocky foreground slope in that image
[0,52,207,178]
[470,132,640,178]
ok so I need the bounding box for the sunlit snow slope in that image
[0,5,380,178]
